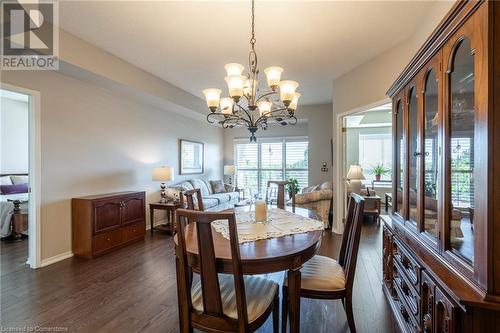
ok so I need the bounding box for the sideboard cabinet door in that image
[93,199,122,233]
[122,195,145,225]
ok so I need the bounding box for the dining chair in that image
[183,188,204,211]
[266,180,295,210]
[175,209,280,333]
[281,193,365,333]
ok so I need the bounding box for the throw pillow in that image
[211,180,226,194]
[0,183,29,195]
[10,175,29,185]
[0,176,13,185]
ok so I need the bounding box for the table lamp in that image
[153,166,174,203]
[347,164,365,194]
[224,165,236,185]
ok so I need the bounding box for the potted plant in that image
[369,163,391,182]
[286,178,300,198]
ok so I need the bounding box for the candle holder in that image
[254,199,267,223]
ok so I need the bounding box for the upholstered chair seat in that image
[284,255,345,292]
[191,274,278,323]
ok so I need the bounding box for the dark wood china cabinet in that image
[384,1,500,331]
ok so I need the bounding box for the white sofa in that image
[165,179,239,211]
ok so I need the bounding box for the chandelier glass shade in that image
[202,0,301,142]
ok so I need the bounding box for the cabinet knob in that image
[413,152,421,157]
[106,237,110,241]
[132,229,136,232]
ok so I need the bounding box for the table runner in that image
[211,208,324,244]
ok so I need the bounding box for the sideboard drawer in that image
[122,222,145,243]
[93,229,122,254]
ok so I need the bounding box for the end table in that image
[149,202,182,235]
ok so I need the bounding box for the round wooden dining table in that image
[174,206,323,333]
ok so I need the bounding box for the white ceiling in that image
[58,1,438,105]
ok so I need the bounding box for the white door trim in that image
[334,98,391,233]
[1,82,42,269]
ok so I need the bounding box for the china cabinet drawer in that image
[393,261,420,320]
[393,289,421,333]
[393,238,421,289]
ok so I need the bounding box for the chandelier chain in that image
[250,0,256,49]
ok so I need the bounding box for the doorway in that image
[335,101,392,228]
[0,85,41,269]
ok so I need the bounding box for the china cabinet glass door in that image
[448,37,475,263]
[408,87,419,226]
[423,69,439,240]
[394,99,404,217]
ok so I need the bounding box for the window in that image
[235,138,308,196]
[358,132,392,181]
[450,137,474,208]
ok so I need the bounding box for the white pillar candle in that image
[255,200,267,223]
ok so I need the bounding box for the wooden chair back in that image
[266,180,295,210]
[341,193,365,293]
[175,209,249,329]
[183,188,204,211]
[338,194,356,267]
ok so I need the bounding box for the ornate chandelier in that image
[202,0,301,142]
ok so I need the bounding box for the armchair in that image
[293,181,333,228]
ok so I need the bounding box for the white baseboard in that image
[40,251,74,267]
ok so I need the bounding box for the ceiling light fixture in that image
[202,0,300,142]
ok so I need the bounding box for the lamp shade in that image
[346,165,365,180]
[153,167,174,182]
[224,165,236,176]
[202,89,222,109]
[279,80,299,103]
[225,75,246,98]
[224,63,244,76]
[288,92,301,111]
[264,66,283,89]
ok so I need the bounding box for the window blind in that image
[234,138,309,196]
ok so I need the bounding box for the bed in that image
[0,174,29,239]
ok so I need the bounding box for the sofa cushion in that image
[206,192,240,204]
[203,179,214,195]
[319,181,332,190]
[211,180,226,193]
[178,181,194,191]
[205,194,229,204]
[302,185,319,193]
[190,179,211,196]
[203,198,220,209]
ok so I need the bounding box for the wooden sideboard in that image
[72,191,146,258]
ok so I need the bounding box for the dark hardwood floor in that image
[1,219,396,333]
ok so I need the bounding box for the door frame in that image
[334,98,391,233]
[1,82,42,269]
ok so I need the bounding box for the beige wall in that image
[1,70,223,260]
[223,103,333,186]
